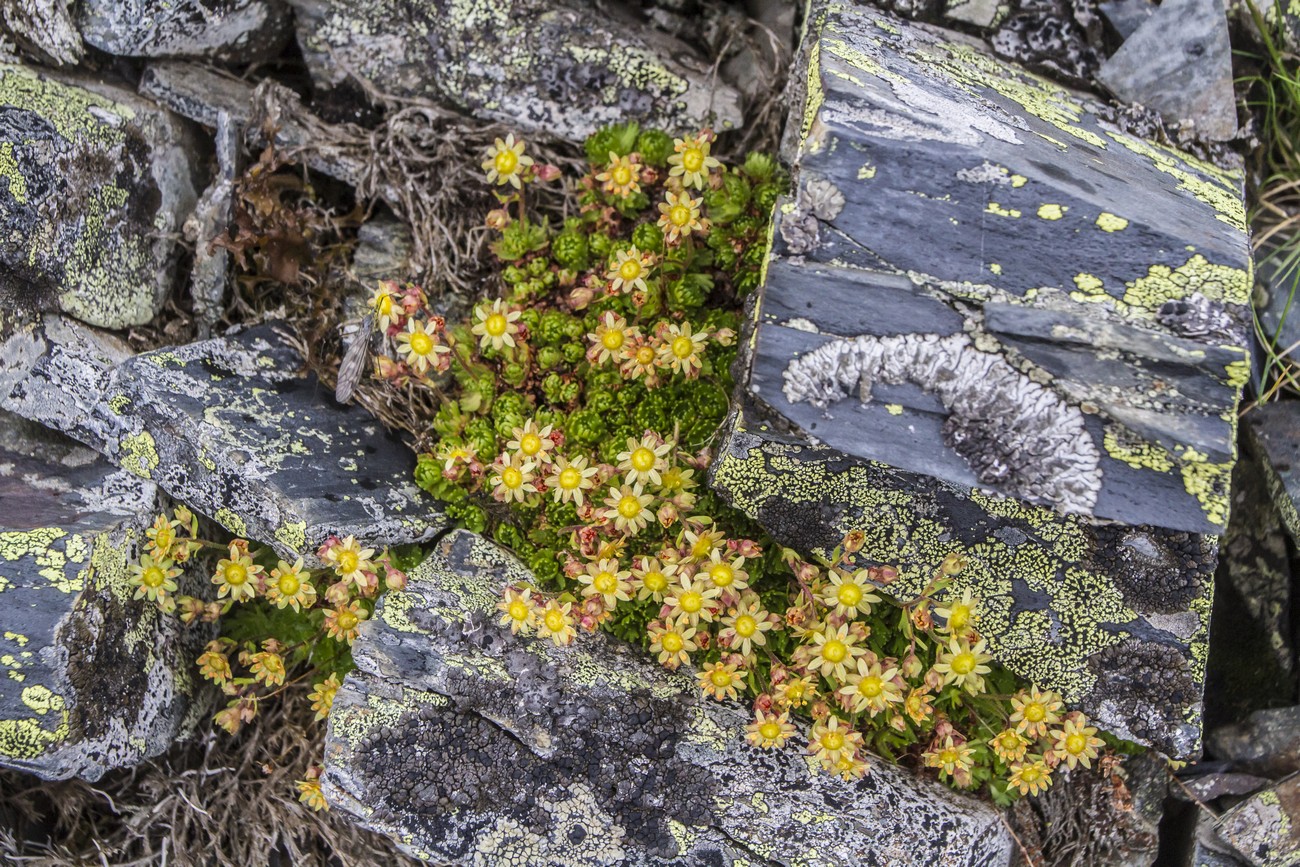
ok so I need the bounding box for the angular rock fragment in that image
[78,0,291,63]
[0,315,446,562]
[1097,0,1156,41]
[0,0,82,65]
[944,0,1008,29]
[323,530,1014,867]
[0,64,199,330]
[1217,773,1300,867]
[1246,402,1300,547]
[1210,708,1300,779]
[0,427,207,780]
[1188,813,1253,867]
[285,0,744,140]
[1097,0,1237,140]
[711,3,1253,758]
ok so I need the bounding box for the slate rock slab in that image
[711,3,1252,759]
[0,63,199,330]
[323,530,1014,867]
[1217,772,1300,867]
[1210,708,1300,779]
[0,315,447,563]
[78,0,291,63]
[0,433,207,780]
[1246,402,1300,547]
[285,0,744,140]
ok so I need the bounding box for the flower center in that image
[494,149,518,174]
[224,563,248,585]
[948,605,970,630]
[612,165,633,185]
[409,331,433,355]
[502,468,523,489]
[336,610,358,631]
[544,610,565,632]
[672,336,694,359]
[1000,734,1019,750]
[509,600,530,621]
[142,566,166,588]
[861,676,883,698]
[822,639,847,663]
[670,205,692,226]
[520,433,542,455]
[630,447,656,471]
[1066,734,1087,754]
[821,731,845,752]
[154,527,175,550]
[837,583,863,606]
[1021,767,1041,783]
[662,633,683,652]
[594,572,617,593]
[559,467,582,489]
[709,563,734,586]
[679,591,703,613]
[691,537,714,559]
[602,329,624,350]
[337,551,360,574]
[485,313,508,336]
[710,669,732,687]
[619,259,642,281]
[951,652,976,675]
[618,495,642,519]
[682,149,704,172]
[636,346,656,364]
[278,574,301,595]
[759,721,781,740]
[735,615,756,637]
[1025,703,1046,723]
[940,749,959,765]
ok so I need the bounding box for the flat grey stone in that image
[944,0,1009,29]
[1245,402,1300,547]
[0,315,447,563]
[1097,0,1237,139]
[1098,0,1156,40]
[1210,707,1300,779]
[78,0,291,62]
[284,0,744,141]
[1217,772,1300,867]
[0,64,200,330]
[1188,812,1253,867]
[322,530,1014,867]
[0,425,208,780]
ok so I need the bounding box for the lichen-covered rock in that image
[78,0,291,62]
[0,315,447,562]
[1246,402,1300,547]
[323,530,1014,867]
[0,0,82,65]
[0,64,199,330]
[0,431,207,780]
[710,2,1252,760]
[284,0,744,140]
[1216,772,1300,867]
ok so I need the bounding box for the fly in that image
[335,310,376,404]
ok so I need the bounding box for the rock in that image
[1098,0,1156,41]
[284,0,745,140]
[1216,772,1300,867]
[1188,812,1253,867]
[1176,772,1271,803]
[0,0,81,65]
[989,0,1101,85]
[944,0,1009,30]
[183,109,238,339]
[1210,708,1300,779]
[1246,402,1300,546]
[1097,0,1237,140]
[322,529,1015,866]
[77,0,291,63]
[710,3,1253,759]
[0,315,447,563]
[0,64,200,330]
[0,423,208,780]
[1253,237,1300,371]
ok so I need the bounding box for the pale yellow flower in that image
[577,558,633,609]
[482,133,533,188]
[395,318,450,374]
[657,190,708,243]
[471,298,522,351]
[616,434,671,486]
[595,152,641,197]
[545,455,598,507]
[657,321,708,377]
[667,133,721,189]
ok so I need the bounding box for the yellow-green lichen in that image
[1037,204,1065,220]
[985,202,1021,218]
[1095,212,1129,232]
[0,141,27,204]
[274,521,307,554]
[1103,426,1174,472]
[213,508,248,538]
[118,431,159,479]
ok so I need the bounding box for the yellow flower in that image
[806,623,864,682]
[471,298,522,351]
[266,557,317,611]
[667,132,721,189]
[395,318,450,374]
[775,675,815,710]
[545,455,598,507]
[497,587,536,635]
[808,716,862,767]
[578,558,633,609]
[212,545,263,602]
[616,434,671,486]
[327,536,376,587]
[718,594,774,657]
[657,190,708,243]
[821,569,881,619]
[746,710,796,748]
[491,453,538,504]
[630,556,676,601]
[1009,687,1063,739]
[297,777,329,811]
[620,336,662,382]
[904,687,934,726]
[536,599,577,646]
[608,247,653,294]
[197,648,232,683]
[990,728,1030,764]
[588,311,636,365]
[129,553,180,603]
[482,133,533,188]
[250,650,286,687]
[371,281,398,331]
[507,420,554,462]
[657,321,708,377]
[698,661,743,700]
[648,617,698,668]
[923,735,975,779]
[1008,758,1053,796]
[309,674,342,720]
[839,657,902,716]
[682,526,725,562]
[603,482,655,535]
[832,751,870,781]
[437,442,477,474]
[664,574,722,625]
[324,601,366,643]
[1051,715,1104,770]
[144,514,181,559]
[596,152,641,197]
[932,637,993,694]
[703,549,749,592]
[935,589,980,636]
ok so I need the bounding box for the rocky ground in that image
[0,0,1298,865]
